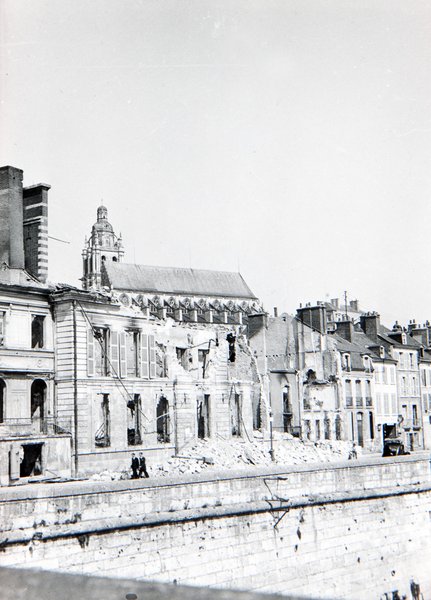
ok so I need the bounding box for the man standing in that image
[139,452,149,478]
[130,453,139,479]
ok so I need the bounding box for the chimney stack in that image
[360,312,380,342]
[336,319,354,342]
[0,166,25,269]
[297,304,327,334]
[23,183,50,282]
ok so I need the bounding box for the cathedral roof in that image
[101,261,257,299]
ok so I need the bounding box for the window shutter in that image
[87,328,95,376]
[119,331,127,378]
[141,333,149,379]
[149,334,156,379]
[110,330,119,376]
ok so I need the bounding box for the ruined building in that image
[49,206,263,476]
[0,166,71,485]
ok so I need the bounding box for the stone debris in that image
[150,434,361,479]
[88,434,362,482]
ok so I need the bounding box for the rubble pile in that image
[150,433,359,478]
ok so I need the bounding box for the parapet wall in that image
[1,455,430,600]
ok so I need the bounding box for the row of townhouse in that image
[250,301,431,453]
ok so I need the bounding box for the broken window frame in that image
[156,396,170,443]
[95,393,111,447]
[127,393,142,446]
[197,394,211,439]
[198,348,209,379]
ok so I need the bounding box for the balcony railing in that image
[346,397,353,408]
[365,397,373,407]
[355,397,364,408]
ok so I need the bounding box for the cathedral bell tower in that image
[81,205,124,290]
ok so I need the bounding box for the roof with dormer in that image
[101,261,257,299]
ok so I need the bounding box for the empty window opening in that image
[252,389,261,430]
[282,386,292,433]
[198,349,209,378]
[112,256,117,262]
[0,379,5,423]
[156,396,170,443]
[197,394,210,439]
[20,443,43,477]
[95,394,110,447]
[315,419,321,440]
[31,379,46,432]
[369,411,374,439]
[226,333,236,362]
[324,416,331,440]
[231,393,241,437]
[94,328,109,376]
[335,415,341,440]
[31,315,45,349]
[127,394,142,446]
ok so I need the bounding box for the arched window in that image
[112,256,117,262]
[157,396,170,443]
[31,379,47,432]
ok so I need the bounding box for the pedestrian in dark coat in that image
[139,452,149,478]
[131,453,139,479]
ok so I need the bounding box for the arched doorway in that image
[31,379,47,432]
[156,396,170,443]
[0,379,5,423]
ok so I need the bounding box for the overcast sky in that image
[1,0,431,326]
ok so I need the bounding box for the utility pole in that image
[344,290,348,319]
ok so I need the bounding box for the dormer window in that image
[363,355,372,372]
[379,346,385,359]
[343,354,351,371]
[401,333,407,345]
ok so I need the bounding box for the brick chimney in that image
[360,312,380,342]
[336,319,354,342]
[0,166,25,269]
[297,304,327,334]
[23,183,50,282]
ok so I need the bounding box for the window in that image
[197,395,210,438]
[31,315,45,349]
[31,379,47,433]
[315,420,321,440]
[343,354,351,370]
[198,349,209,378]
[20,443,43,477]
[335,415,341,440]
[304,420,311,440]
[0,312,5,346]
[365,380,372,406]
[126,331,139,377]
[94,328,109,376]
[127,394,142,446]
[231,393,241,437]
[412,404,418,426]
[384,394,389,414]
[95,394,110,447]
[401,376,407,396]
[422,370,427,387]
[363,355,371,372]
[410,353,415,369]
[0,379,5,423]
[283,386,292,433]
[324,416,331,440]
[156,396,170,443]
[345,380,353,407]
[355,380,363,407]
[369,411,374,440]
[382,366,388,384]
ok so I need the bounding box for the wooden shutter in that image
[87,328,95,376]
[110,330,119,376]
[119,331,127,378]
[141,333,149,379]
[149,334,156,379]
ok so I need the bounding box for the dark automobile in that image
[382,438,409,456]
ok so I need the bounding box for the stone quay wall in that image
[0,455,430,600]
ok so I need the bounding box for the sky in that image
[1,0,431,326]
